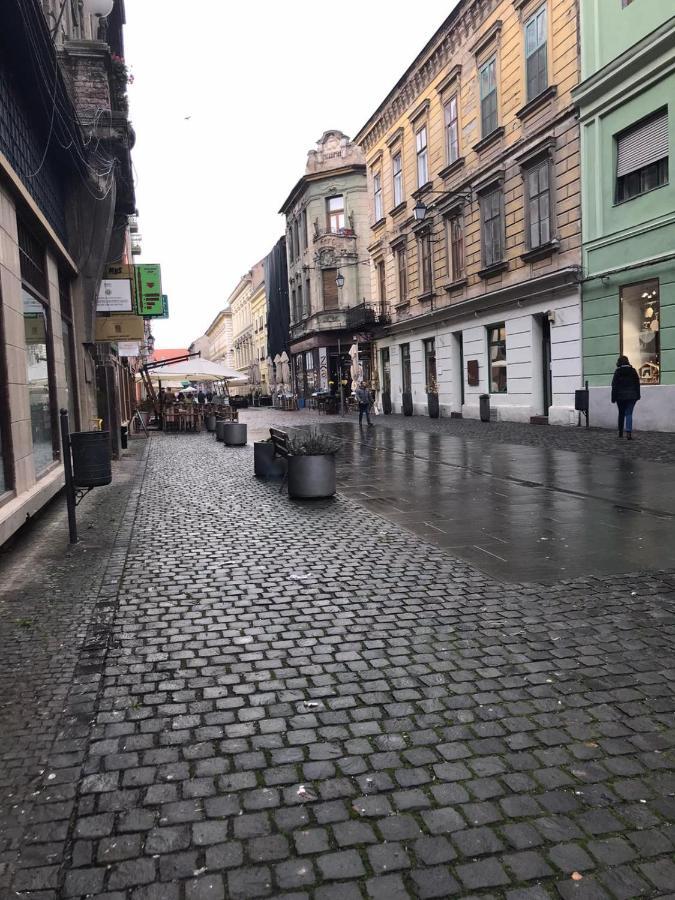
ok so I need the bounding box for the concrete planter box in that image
[222,422,247,446]
[288,454,336,499]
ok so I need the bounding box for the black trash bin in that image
[120,425,128,450]
[70,431,112,487]
[575,388,589,412]
[479,394,491,423]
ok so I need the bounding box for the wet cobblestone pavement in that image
[1,424,675,899]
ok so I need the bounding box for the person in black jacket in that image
[611,355,641,439]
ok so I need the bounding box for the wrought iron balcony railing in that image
[345,302,391,329]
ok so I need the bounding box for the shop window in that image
[59,270,78,430]
[400,343,412,394]
[373,171,383,221]
[326,195,345,233]
[393,152,403,206]
[23,289,57,474]
[616,109,669,202]
[416,125,428,187]
[397,245,408,303]
[479,57,498,137]
[444,95,460,165]
[418,230,433,294]
[525,6,548,102]
[621,280,660,384]
[424,338,437,394]
[480,188,504,267]
[322,268,339,309]
[446,215,465,280]
[525,159,551,248]
[487,323,507,393]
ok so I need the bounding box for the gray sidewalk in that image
[2,429,675,899]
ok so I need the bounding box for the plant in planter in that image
[287,429,341,499]
[426,376,440,419]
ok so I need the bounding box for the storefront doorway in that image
[380,347,391,414]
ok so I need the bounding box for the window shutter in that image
[322,268,338,309]
[617,111,669,178]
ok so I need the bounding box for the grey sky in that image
[124,0,455,348]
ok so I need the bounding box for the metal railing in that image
[346,302,391,329]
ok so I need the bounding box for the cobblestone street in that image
[1,420,675,899]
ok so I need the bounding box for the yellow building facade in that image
[355,0,581,424]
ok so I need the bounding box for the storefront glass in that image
[23,288,57,474]
[424,338,437,393]
[62,319,77,427]
[488,324,507,393]
[401,343,412,393]
[621,280,660,384]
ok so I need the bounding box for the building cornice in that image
[354,0,501,153]
[380,267,580,337]
[573,18,675,113]
[279,164,367,214]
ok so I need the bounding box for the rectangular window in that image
[418,231,433,294]
[621,280,660,384]
[446,215,465,280]
[480,189,504,268]
[400,343,412,394]
[288,229,294,263]
[416,126,428,187]
[301,208,308,250]
[525,6,548,102]
[374,171,383,221]
[326,196,345,233]
[397,245,408,303]
[444,95,459,165]
[291,288,297,322]
[526,160,551,248]
[294,220,300,258]
[616,109,669,202]
[424,338,437,394]
[487,324,507,393]
[322,268,339,309]
[306,277,311,316]
[480,57,498,137]
[297,282,303,320]
[392,152,403,206]
[23,289,57,474]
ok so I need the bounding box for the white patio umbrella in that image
[349,343,363,392]
[150,359,246,381]
[279,351,291,392]
[267,356,276,389]
[273,354,282,393]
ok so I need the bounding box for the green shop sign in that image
[135,264,163,317]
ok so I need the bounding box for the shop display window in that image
[621,280,660,384]
[488,323,507,393]
[23,288,57,474]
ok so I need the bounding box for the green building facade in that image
[574,3,675,431]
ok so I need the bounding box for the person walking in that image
[611,355,641,440]
[355,380,374,427]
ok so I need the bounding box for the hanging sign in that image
[95,314,145,342]
[117,341,140,356]
[97,277,133,312]
[135,264,163,317]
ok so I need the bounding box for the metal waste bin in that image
[479,394,491,423]
[70,431,112,487]
[120,425,128,450]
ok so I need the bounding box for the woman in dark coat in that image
[611,355,641,439]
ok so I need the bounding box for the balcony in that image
[346,302,391,330]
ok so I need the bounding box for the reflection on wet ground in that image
[326,423,675,583]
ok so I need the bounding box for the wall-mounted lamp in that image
[336,271,345,289]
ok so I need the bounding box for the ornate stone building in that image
[355,0,581,423]
[279,131,376,403]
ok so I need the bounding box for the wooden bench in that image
[270,428,291,492]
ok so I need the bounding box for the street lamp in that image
[86,0,115,16]
[336,271,345,289]
[413,199,428,221]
